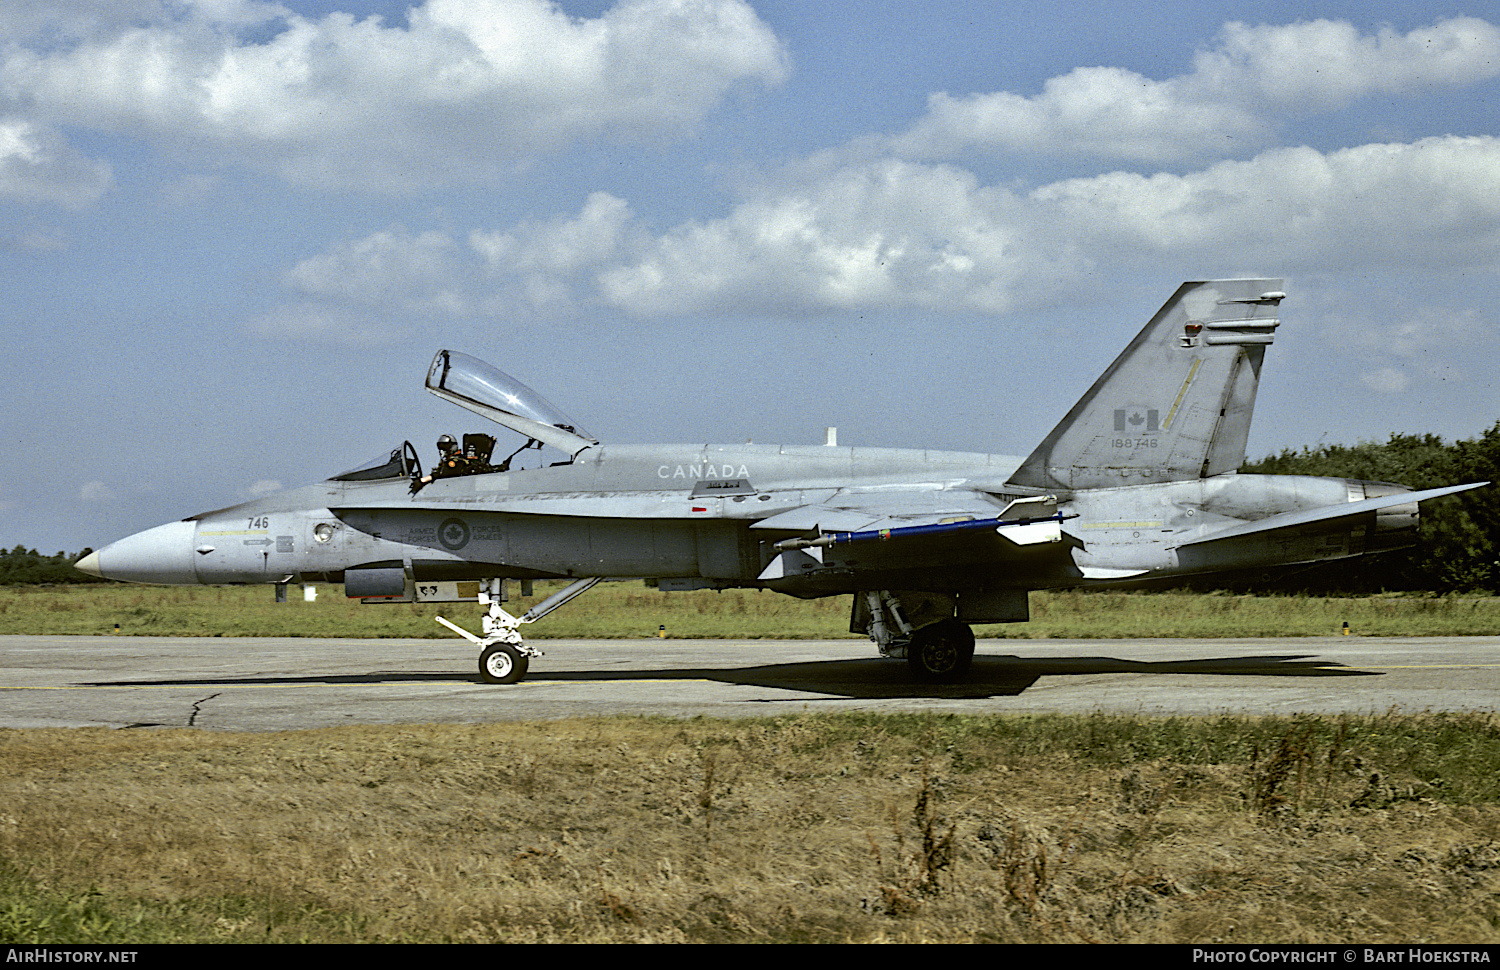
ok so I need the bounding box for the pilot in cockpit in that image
[410,433,499,493]
[409,434,471,493]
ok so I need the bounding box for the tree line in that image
[1240,422,1500,593]
[0,546,105,585]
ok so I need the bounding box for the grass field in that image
[5,586,1500,943]
[3,711,1500,943]
[4,582,1500,639]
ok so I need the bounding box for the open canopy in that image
[425,350,598,457]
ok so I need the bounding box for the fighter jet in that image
[77,280,1485,684]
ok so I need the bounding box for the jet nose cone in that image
[80,520,198,584]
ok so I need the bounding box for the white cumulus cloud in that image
[0,0,789,190]
[595,136,1500,317]
[469,191,636,313]
[883,16,1500,163]
[251,13,1500,331]
[598,160,1036,316]
[1195,17,1500,109]
[287,229,470,316]
[277,133,1500,326]
[1029,137,1500,269]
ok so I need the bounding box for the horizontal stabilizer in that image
[1177,482,1488,549]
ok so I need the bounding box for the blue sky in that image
[3,1,1498,553]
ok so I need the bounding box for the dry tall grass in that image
[3,713,1500,943]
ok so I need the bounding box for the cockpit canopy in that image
[425,350,598,458]
[332,441,422,482]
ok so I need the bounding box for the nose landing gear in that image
[437,577,601,684]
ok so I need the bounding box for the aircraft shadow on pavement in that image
[84,652,1375,701]
[676,653,1375,700]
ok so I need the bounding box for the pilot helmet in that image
[437,434,458,455]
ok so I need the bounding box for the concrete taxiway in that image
[1,634,1498,731]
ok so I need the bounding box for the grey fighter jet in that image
[77,280,1486,684]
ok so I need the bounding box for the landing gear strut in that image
[858,590,975,682]
[437,577,600,684]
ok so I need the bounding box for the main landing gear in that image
[859,590,976,681]
[906,618,976,680]
[436,577,601,684]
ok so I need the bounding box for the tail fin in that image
[1007,279,1284,490]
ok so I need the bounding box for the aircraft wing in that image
[1175,481,1488,550]
[751,489,1064,539]
[752,493,1072,582]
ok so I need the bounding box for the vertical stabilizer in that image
[1006,279,1284,490]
